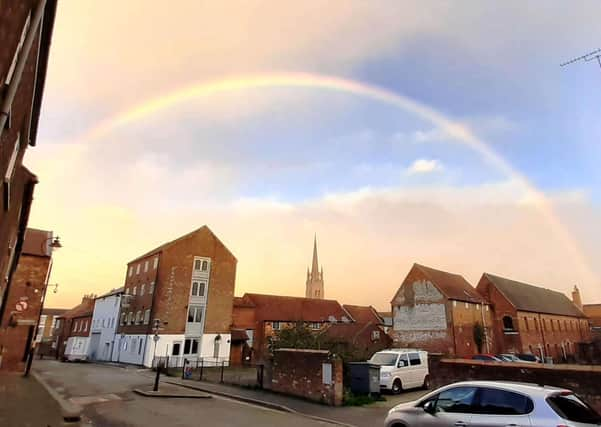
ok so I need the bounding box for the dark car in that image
[471,354,502,362]
[516,353,542,363]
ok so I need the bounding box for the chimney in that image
[572,285,583,309]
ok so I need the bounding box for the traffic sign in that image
[15,301,28,312]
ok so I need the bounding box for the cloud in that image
[406,158,444,175]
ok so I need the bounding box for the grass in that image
[343,390,385,406]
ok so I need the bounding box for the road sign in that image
[15,301,28,312]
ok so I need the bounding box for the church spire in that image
[311,234,319,277]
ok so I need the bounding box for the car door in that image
[407,352,423,388]
[416,386,477,427]
[470,387,533,427]
[395,353,410,387]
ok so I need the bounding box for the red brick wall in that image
[451,301,495,357]
[0,254,50,371]
[69,315,92,337]
[271,349,343,406]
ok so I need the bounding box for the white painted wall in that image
[200,333,231,361]
[114,334,151,365]
[89,292,122,361]
[65,336,90,360]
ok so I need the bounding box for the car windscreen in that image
[547,393,601,423]
[369,353,398,366]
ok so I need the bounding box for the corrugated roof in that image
[343,305,383,324]
[482,273,585,317]
[21,228,52,257]
[128,225,236,263]
[244,293,352,323]
[416,263,485,303]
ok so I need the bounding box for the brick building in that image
[0,0,57,326]
[477,274,591,361]
[63,304,93,361]
[318,321,392,360]
[231,293,352,363]
[53,295,95,360]
[115,226,237,367]
[35,308,66,343]
[0,228,55,371]
[390,263,494,357]
[583,304,601,331]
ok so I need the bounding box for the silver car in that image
[385,380,601,427]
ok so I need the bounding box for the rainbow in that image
[76,71,596,285]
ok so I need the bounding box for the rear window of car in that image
[547,393,601,424]
[476,388,533,415]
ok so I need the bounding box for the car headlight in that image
[381,372,391,377]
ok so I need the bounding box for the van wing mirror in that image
[423,401,436,415]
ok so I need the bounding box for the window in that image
[132,286,137,296]
[187,305,203,323]
[476,388,533,415]
[121,313,126,325]
[153,257,159,269]
[191,282,199,296]
[128,266,133,277]
[149,282,155,294]
[136,264,140,274]
[308,322,320,330]
[191,339,199,354]
[194,259,202,270]
[138,338,144,355]
[409,352,421,366]
[453,301,457,307]
[315,290,320,298]
[502,316,515,331]
[143,309,150,325]
[465,302,470,309]
[73,321,79,332]
[128,312,133,325]
[435,387,478,413]
[181,338,200,355]
[201,260,208,271]
[144,260,149,272]
[83,321,88,331]
[371,330,381,340]
[550,319,555,332]
[534,318,539,331]
[3,134,20,210]
[397,353,409,367]
[272,321,281,330]
[140,284,145,296]
[546,393,601,424]
[136,311,142,324]
[184,339,191,354]
[485,305,489,311]
[524,317,529,331]
[558,320,563,332]
[172,343,181,356]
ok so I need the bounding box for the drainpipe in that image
[538,313,547,360]
[0,0,47,135]
[480,302,490,353]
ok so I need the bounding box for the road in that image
[33,360,335,427]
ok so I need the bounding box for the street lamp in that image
[41,235,62,252]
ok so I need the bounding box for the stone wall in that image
[271,348,343,406]
[428,354,601,413]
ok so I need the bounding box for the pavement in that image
[0,372,65,427]
[164,375,428,427]
[31,359,349,426]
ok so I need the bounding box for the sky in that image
[26,1,601,310]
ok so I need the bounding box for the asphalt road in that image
[33,360,334,427]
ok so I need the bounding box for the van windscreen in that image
[370,353,398,366]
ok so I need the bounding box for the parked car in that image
[516,353,542,363]
[368,349,429,394]
[384,380,601,427]
[471,354,502,362]
[497,353,521,362]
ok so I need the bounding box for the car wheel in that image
[392,379,403,394]
[422,375,430,390]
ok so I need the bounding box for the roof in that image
[128,225,237,263]
[244,293,352,323]
[320,322,386,344]
[96,287,125,299]
[233,296,255,308]
[413,263,485,303]
[21,228,52,257]
[42,308,68,316]
[343,305,383,324]
[482,273,585,317]
[57,298,95,320]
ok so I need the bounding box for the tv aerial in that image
[560,48,601,71]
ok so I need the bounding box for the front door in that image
[88,333,101,360]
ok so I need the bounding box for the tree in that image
[269,322,319,353]
[473,322,485,354]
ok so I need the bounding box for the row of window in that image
[504,315,586,333]
[271,321,321,331]
[128,257,159,277]
[172,338,200,356]
[93,317,116,329]
[126,282,155,297]
[72,319,89,333]
[121,309,151,326]
[452,301,489,311]
[122,336,145,355]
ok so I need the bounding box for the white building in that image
[88,288,124,362]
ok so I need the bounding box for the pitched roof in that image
[97,287,125,299]
[42,308,68,316]
[230,329,249,342]
[482,273,585,317]
[414,263,485,303]
[128,225,236,263]
[320,322,389,345]
[343,305,383,324]
[233,296,255,308]
[244,293,352,323]
[21,228,52,257]
[57,298,95,319]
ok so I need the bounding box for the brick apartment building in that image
[477,274,590,361]
[390,263,495,357]
[115,226,237,367]
[0,228,55,371]
[53,295,95,360]
[231,293,352,363]
[0,0,57,327]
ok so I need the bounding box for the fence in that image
[152,356,265,388]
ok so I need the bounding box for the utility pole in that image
[560,48,601,73]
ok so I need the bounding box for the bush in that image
[343,389,385,406]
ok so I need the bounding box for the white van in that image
[368,349,429,393]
